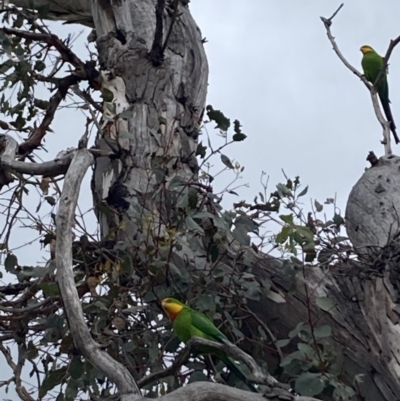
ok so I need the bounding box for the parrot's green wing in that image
[361,49,399,143]
[189,309,228,343]
[187,308,259,393]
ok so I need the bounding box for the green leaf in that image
[169,263,182,278]
[221,154,234,169]
[65,378,79,401]
[295,226,314,242]
[295,372,324,397]
[168,175,184,190]
[101,88,114,102]
[192,211,215,219]
[289,322,305,339]
[333,213,344,226]
[188,370,209,383]
[148,127,161,146]
[0,59,14,73]
[122,341,136,352]
[34,60,46,72]
[196,142,207,158]
[45,196,56,206]
[119,109,133,119]
[314,200,323,212]
[4,253,18,272]
[39,282,60,297]
[244,282,261,300]
[298,343,314,359]
[39,367,67,398]
[276,339,290,347]
[55,392,64,401]
[314,324,332,339]
[206,105,230,131]
[232,132,247,141]
[69,357,84,380]
[316,297,335,312]
[186,216,205,235]
[276,183,293,197]
[266,290,286,303]
[280,214,294,225]
[297,186,308,198]
[119,131,135,139]
[232,226,250,245]
[275,226,292,244]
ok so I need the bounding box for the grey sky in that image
[1,0,400,397]
[191,0,400,220]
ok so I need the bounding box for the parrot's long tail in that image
[380,95,400,144]
[219,354,259,393]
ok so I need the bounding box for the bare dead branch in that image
[0,134,114,179]
[366,151,379,166]
[55,149,141,397]
[320,5,393,155]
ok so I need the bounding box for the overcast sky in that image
[1,0,400,398]
[191,0,400,220]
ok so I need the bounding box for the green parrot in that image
[360,45,399,144]
[161,297,258,393]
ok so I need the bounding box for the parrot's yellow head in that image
[360,45,375,55]
[162,298,185,321]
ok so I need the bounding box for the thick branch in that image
[0,134,113,178]
[187,337,277,387]
[7,0,93,26]
[55,150,141,397]
[125,381,321,401]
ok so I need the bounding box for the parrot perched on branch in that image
[360,45,399,144]
[161,297,259,393]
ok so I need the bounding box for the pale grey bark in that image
[346,155,400,254]
[0,134,113,177]
[55,149,142,397]
[9,0,93,26]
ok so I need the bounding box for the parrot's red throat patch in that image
[167,310,180,322]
